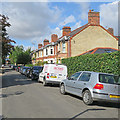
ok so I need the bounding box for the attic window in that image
[105,50,112,53]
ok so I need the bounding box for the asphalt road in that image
[1,67,120,119]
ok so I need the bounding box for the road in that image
[1,67,120,119]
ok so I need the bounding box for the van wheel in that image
[60,84,66,95]
[43,77,47,86]
[82,90,93,105]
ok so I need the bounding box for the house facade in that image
[32,10,118,64]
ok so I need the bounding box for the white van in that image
[38,64,67,86]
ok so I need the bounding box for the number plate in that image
[51,76,57,78]
[110,95,120,98]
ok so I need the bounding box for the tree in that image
[0,14,16,64]
[9,45,24,64]
[17,48,31,65]
[9,45,31,65]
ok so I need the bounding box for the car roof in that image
[76,71,115,75]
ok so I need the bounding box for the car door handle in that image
[84,83,86,85]
[73,82,75,83]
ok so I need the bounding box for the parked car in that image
[12,65,17,70]
[38,64,67,86]
[2,64,4,68]
[16,66,22,72]
[22,67,30,75]
[60,71,120,105]
[24,67,31,76]
[19,66,25,74]
[30,66,43,80]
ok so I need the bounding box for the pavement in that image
[1,67,120,119]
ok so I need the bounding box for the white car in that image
[38,64,67,86]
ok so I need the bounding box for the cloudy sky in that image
[1,1,119,50]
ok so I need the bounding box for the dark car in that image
[24,67,31,76]
[30,66,43,80]
[16,66,22,72]
[22,67,30,75]
[12,65,17,70]
[19,66,24,73]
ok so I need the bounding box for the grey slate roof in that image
[94,48,117,54]
[70,23,89,37]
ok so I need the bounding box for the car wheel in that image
[82,90,93,105]
[60,84,66,95]
[31,75,34,80]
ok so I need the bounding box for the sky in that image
[0,1,119,50]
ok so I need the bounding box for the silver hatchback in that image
[60,71,120,105]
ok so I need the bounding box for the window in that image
[78,72,91,81]
[40,51,42,57]
[58,43,60,51]
[69,72,81,81]
[51,49,53,54]
[99,74,120,84]
[46,49,48,55]
[51,60,53,63]
[62,42,66,53]
[106,50,112,53]
[38,52,39,57]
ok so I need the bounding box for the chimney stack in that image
[38,44,42,49]
[107,28,114,35]
[62,26,71,36]
[88,10,100,25]
[51,34,58,43]
[43,39,49,46]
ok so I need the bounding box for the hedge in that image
[62,51,120,76]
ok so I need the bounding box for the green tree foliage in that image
[9,45,31,65]
[0,14,16,64]
[62,51,119,76]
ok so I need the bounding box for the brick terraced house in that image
[32,10,118,64]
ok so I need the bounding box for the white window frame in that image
[62,42,66,53]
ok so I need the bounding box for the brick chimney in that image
[88,10,100,25]
[38,44,42,49]
[43,39,49,46]
[107,28,114,35]
[62,26,71,36]
[51,34,58,43]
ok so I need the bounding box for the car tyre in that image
[43,77,47,86]
[60,84,66,95]
[31,75,34,80]
[82,90,93,105]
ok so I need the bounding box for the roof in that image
[69,23,118,41]
[78,47,118,56]
[70,23,89,37]
[115,36,120,45]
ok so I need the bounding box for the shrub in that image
[62,51,119,76]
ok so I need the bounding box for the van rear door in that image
[48,65,67,81]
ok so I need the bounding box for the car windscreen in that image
[99,74,120,84]
[33,67,43,72]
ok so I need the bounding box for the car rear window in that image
[99,74,120,84]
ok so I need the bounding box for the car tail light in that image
[47,73,49,79]
[93,83,103,90]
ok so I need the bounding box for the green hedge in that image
[62,51,120,76]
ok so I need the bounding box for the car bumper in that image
[46,80,60,84]
[93,91,120,103]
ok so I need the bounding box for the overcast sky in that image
[0,1,119,50]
